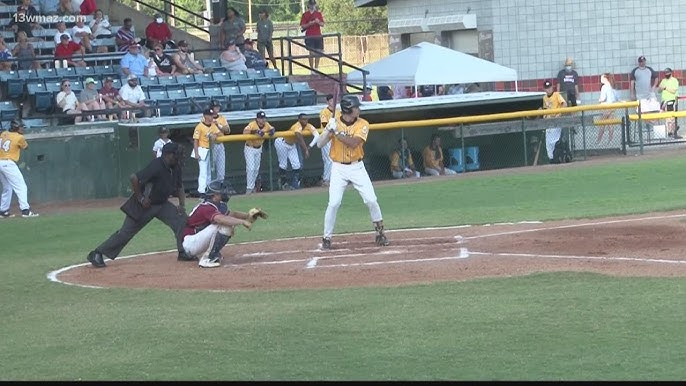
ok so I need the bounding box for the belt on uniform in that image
[339,159,363,165]
[246,144,262,149]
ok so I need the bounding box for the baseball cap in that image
[543,80,552,88]
[665,67,673,74]
[210,99,221,108]
[161,142,179,154]
[202,108,214,116]
[154,13,162,18]
[60,33,69,40]
[159,126,169,133]
[638,55,646,62]
[127,74,137,81]
[104,76,114,83]
[256,111,266,119]
[177,40,188,47]
[84,77,95,84]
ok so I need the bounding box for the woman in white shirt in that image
[219,40,247,72]
[596,73,618,144]
[55,79,83,123]
[89,9,112,53]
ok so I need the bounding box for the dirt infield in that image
[52,211,686,291]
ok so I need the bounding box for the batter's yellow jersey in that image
[285,122,317,145]
[422,145,444,170]
[319,107,341,128]
[243,120,274,148]
[0,131,28,162]
[328,117,369,163]
[193,121,220,149]
[543,91,566,118]
[213,114,230,134]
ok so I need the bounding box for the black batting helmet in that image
[206,178,232,203]
[340,95,361,114]
[9,119,24,132]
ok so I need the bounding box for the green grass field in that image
[2,154,686,380]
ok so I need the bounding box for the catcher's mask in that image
[340,95,361,114]
[206,178,231,203]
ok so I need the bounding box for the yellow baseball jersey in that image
[543,91,566,118]
[213,114,230,134]
[328,117,369,163]
[422,145,444,170]
[390,148,415,172]
[319,107,341,129]
[0,131,28,162]
[193,121,220,149]
[243,120,274,148]
[285,122,317,145]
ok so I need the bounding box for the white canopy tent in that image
[346,41,519,93]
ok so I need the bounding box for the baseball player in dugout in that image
[318,94,338,187]
[210,100,231,181]
[87,142,189,268]
[316,94,390,249]
[243,111,275,194]
[276,113,318,190]
[0,120,39,218]
[181,179,267,268]
[193,108,221,197]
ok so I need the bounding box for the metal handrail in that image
[124,0,210,35]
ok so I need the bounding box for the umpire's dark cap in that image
[161,142,179,154]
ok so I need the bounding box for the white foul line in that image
[469,251,686,265]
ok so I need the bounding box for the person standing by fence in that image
[256,9,277,69]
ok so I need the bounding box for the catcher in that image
[180,179,268,268]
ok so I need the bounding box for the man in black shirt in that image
[87,142,190,268]
[556,57,580,106]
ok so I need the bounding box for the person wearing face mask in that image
[541,80,567,162]
[145,13,173,50]
[658,68,680,138]
[556,58,580,106]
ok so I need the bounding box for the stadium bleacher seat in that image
[274,83,292,94]
[37,68,58,78]
[236,78,254,87]
[45,81,62,93]
[165,84,184,93]
[147,89,169,101]
[263,92,280,109]
[211,95,229,111]
[184,84,204,98]
[191,96,211,113]
[157,76,177,86]
[239,85,257,95]
[6,78,24,99]
[139,76,159,87]
[262,68,281,78]
[176,74,195,84]
[229,71,248,80]
[34,91,54,113]
[27,82,47,96]
[212,72,231,82]
[147,84,166,93]
[173,97,192,116]
[193,73,213,84]
[299,89,317,106]
[245,71,263,80]
[55,67,76,78]
[246,94,262,110]
[281,91,299,107]
[257,84,275,94]
[0,100,18,120]
[291,82,311,92]
[18,69,38,78]
[70,81,83,92]
[200,81,220,90]
[218,79,238,88]
[166,88,186,100]
[75,66,96,76]
[0,70,18,82]
[202,59,221,69]
[221,85,239,96]
[228,94,246,111]
[203,86,222,98]
[254,78,272,86]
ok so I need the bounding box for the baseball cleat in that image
[87,250,106,268]
[321,237,332,250]
[375,234,390,246]
[199,257,221,268]
[0,211,14,218]
[21,209,39,218]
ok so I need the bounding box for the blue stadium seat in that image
[0,101,18,121]
[228,94,246,111]
[34,91,54,113]
[174,97,193,116]
[236,78,254,87]
[212,71,231,82]
[27,82,46,96]
[262,68,281,78]
[218,79,238,88]
[0,70,18,82]
[167,88,187,100]
[6,78,24,99]
[271,76,289,84]
[281,91,299,107]
[245,93,262,110]
[147,89,169,101]
[202,59,220,69]
[139,76,159,87]
[200,81,220,89]
[210,95,229,111]
[263,92,280,109]
[165,84,184,93]
[184,85,205,99]
[25,78,44,88]
[95,65,117,74]
[175,74,195,84]
[75,66,96,76]
[299,89,317,106]
[45,81,62,93]
[239,85,257,95]
[203,86,222,98]
[147,84,167,93]
[274,83,292,93]
[291,82,311,92]
[70,81,83,92]
[191,96,211,113]
[257,84,275,93]
[245,70,264,80]
[155,99,174,117]
[18,69,39,78]
[221,85,240,96]
[37,68,57,78]
[229,71,247,80]
[193,73,213,84]
[254,77,272,86]
[54,67,75,77]
[157,75,178,86]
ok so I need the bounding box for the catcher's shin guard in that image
[208,233,231,262]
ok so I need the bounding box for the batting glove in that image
[269,128,276,136]
[325,118,337,134]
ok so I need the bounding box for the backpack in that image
[552,138,572,164]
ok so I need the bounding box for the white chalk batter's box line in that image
[47,213,686,289]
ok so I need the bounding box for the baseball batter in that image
[242,111,274,194]
[0,120,39,218]
[316,95,389,249]
[318,94,338,187]
[209,100,230,181]
[181,179,255,268]
[275,113,317,190]
[192,108,221,196]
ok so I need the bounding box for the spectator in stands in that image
[79,0,96,15]
[219,40,247,72]
[55,33,86,67]
[90,9,112,38]
[99,76,120,120]
[362,85,373,101]
[78,77,106,121]
[16,0,40,32]
[436,85,446,96]
[242,39,266,71]
[120,43,147,78]
[465,83,481,93]
[56,0,76,16]
[390,137,419,179]
[422,133,457,176]
[8,6,35,39]
[12,31,39,70]
[173,40,204,74]
[149,43,175,75]
[38,0,59,15]
[145,13,173,50]
[115,18,139,52]
[256,9,277,69]
[54,21,70,46]
[71,18,95,54]
[219,7,246,49]
[447,84,464,95]
[118,74,149,119]
[0,39,13,71]
[300,0,325,73]
[377,85,393,101]
[56,79,84,123]
[141,47,159,77]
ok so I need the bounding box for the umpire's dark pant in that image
[97,201,187,259]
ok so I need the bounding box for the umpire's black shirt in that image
[135,157,183,205]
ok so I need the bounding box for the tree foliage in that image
[316,0,387,35]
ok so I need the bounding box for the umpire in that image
[87,142,190,268]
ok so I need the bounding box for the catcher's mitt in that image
[247,207,268,222]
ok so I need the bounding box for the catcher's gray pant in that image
[96,201,186,259]
[211,143,226,181]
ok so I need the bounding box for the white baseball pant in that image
[274,137,301,170]
[211,143,226,181]
[546,127,562,159]
[196,147,210,194]
[0,159,30,211]
[321,141,332,182]
[244,144,262,191]
[183,223,233,259]
[323,161,383,239]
